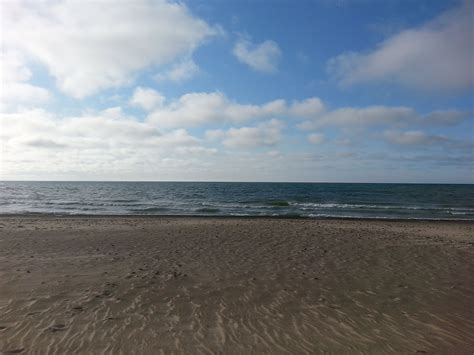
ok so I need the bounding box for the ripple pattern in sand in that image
[1,217,473,354]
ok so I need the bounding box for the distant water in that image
[0,181,473,220]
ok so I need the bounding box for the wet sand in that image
[0,216,473,354]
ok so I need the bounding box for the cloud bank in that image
[1,93,470,181]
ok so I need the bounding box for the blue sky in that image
[0,0,472,182]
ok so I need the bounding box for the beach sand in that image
[0,217,473,354]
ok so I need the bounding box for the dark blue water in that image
[0,181,473,220]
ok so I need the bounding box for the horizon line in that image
[1,180,472,185]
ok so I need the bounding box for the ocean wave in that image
[195,208,221,213]
[292,202,474,212]
[0,210,472,220]
[109,199,141,203]
[267,201,290,207]
[306,213,472,221]
[128,207,170,213]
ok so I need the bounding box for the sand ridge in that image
[0,217,473,354]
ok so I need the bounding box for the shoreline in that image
[1,213,473,223]
[1,216,473,352]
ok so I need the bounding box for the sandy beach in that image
[0,216,473,354]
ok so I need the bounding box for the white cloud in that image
[384,130,449,145]
[147,91,321,128]
[233,38,281,73]
[0,107,207,179]
[1,105,470,181]
[206,119,285,149]
[2,0,219,98]
[175,146,217,155]
[1,81,469,181]
[0,51,51,110]
[298,106,417,130]
[267,150,281,158]
[142,91,469,132]
[308,133,325,144]
[227,119,285,148]
[130,87,165,111]
[205,129,226,141]
[0,108,186,146]
[288,98,325,118]
[423,110,472,126]
[148,92,283,127]
[328,2,473,91]
[298,105,471,131]
[155,58,200,83]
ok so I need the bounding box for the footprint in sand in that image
[48,324,67,332]
[1,348,25,354]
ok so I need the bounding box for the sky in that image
[0,0,473,183]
